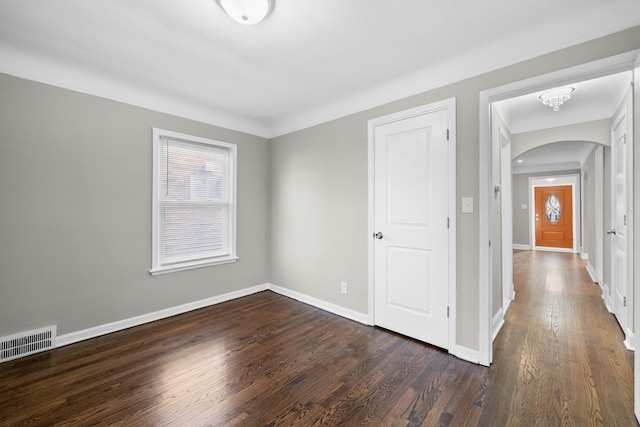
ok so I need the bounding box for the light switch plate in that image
[462,197,474,213]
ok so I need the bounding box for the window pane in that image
[161,140,229,203]
[160,203,230,264]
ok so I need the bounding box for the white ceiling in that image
[494,72,633,135]
[0,0,639,138]
[496,71,633,174]
[511,141,596,175]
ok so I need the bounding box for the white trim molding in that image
[268,284,369,325]
[57,284,269,347]
[58,283,373,349]
[624,328,636,352]
[57,281,483,365]
[454,346,481,364]
[529,174,580,254]
[586,261,598,283]
[602,283,613,313]
[493,307,505,341]
[513,244,531,250]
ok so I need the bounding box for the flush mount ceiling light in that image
[537,86,576,111]
[217,0,273,25]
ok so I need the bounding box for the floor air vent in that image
[1,326,57,363]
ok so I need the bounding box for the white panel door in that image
[373,109,449,349]
[610,111,628,331]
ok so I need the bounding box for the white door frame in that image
[595,146,605,286]
[367,98,457,355]
[479,49,640,367]
[529,174,580,253]
[632,50,640,423]
[500,129,515,310]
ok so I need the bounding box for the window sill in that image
[149,256,239,276]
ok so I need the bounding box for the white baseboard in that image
[503,296,512,314]
[452,345,480,364]
[267,283,369,325]
[492,307,505,341]
[57,283,475,365]
[580,252,589,260]
[513,244,531,250]
[624,328,636,352]
[600,282,612,312]
[268,284,478,363]
[57,284,269,348]
[57,283,370,349]
[534,246,575,253]
[585,261,598,283]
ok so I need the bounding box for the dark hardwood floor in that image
[0,250,635,426]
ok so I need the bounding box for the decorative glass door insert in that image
[545,193,561,224]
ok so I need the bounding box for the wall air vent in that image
[0,326,57,363]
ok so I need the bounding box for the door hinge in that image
[624,297,627,307]
[447,306,450,318]
[446,129,450,141]
[447,217,450,229]
[624,214,627,226]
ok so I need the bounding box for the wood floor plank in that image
[0,251,636,426]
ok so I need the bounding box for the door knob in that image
[373,232,384,239]
[607,229,617,235]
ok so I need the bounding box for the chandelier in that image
[537,86,576,111]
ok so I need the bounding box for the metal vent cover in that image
[0,326,57,363]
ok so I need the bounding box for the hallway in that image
[480,250,636,426]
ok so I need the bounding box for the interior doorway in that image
[480,48,639,421]
[479,50,639,366]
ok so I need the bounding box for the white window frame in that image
[150,128,238,275]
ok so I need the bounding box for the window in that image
[545,193,561,224]
[151,128,237,275]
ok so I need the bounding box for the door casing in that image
[500,129,515,310]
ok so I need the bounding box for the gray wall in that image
[512,173,532,247]
[270,27,640,352]
[2,26,639,353]
[0,74,270,337]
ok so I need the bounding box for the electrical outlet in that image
[340,282,348,294]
